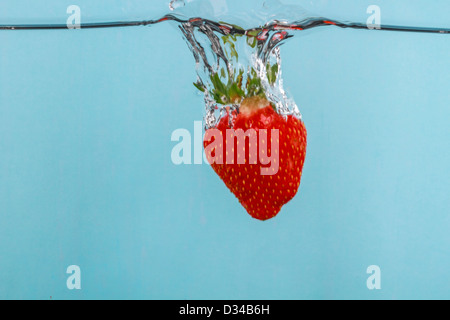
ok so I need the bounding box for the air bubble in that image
[169,0,186,11]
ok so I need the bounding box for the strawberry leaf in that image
[246,36,257,48]
[193,82,205,92]
[267,64,279,85]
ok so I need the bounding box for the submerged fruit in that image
[204,97,307,221]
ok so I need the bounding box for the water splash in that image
[168,0,448,128]
[1,0,449,128]
[177,13,301,128]
[169,0,186,11]
[170,0,310,129]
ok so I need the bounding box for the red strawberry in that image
[204,96,307,221]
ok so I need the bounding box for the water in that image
[0,0,449,299]
[2,0,448,128]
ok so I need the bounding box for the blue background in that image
[0,0,448,299]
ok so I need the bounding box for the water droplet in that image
[169,0,185,11]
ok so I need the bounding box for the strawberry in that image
[203,96,307,221]
[195,30,307,221]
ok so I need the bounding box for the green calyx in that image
[193,29,280,106]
